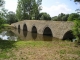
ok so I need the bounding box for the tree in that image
[0,0,6,28]
[58,13,65,21]
[71,0,80,43]
[68,13,80,21]
[51,13,68,21]
[73,0,80,13]
[16,0,42,21]
[72,20,80,42]
[62,14,69,21]
[51,16,58,21]
[0,0,5,7]
[74,0,80,2]
[38,12,51,20]
[16,1,23,21]
[6,11,18,24]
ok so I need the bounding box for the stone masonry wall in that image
[11,20,74,39]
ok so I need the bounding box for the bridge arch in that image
[62,30,75,40]
[32,26,37,33]
[18,25,20,30]
[43,27,53,37]
[23,24,27,31]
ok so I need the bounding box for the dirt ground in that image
[7,41,80,60]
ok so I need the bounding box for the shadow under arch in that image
[23,24,27,31]
[43,27,53,41]
[23,24,27,37]
[32,26,37,40]
[32,26,37,33]
[18,25,20,30]
[62,30,75,41]
[43,27,53,37]
[18,25,20,34]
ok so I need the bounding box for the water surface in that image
[0,29,60,41]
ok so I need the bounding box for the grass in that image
[15,41,53,48]
[0,40,80,60]
[0,24,15,31]
[2,24,10,27]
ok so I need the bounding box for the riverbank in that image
[0,25,80,60]
[0,40,80,60]
[0,24,15,31]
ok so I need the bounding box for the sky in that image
[4,0,79,17]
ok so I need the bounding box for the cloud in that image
[56,2,60,4]
[5,0,18,12]
[41,4,72,17]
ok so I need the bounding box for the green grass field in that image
[0,40,80,60]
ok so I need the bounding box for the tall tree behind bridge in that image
[6,11,18,24]
[16,0,42,21]
[0,0,4,7]
[0,0,6,28]
[73,0,80,13]
[74,0,80,2]
[38,12,51,20]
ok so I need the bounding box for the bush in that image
[72,20,80,42]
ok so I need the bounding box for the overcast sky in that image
[4,0,79,17]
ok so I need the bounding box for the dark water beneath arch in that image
[0,29,74,42]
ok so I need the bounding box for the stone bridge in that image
[11,20,74,40]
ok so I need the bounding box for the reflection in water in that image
[11,29,54,41]
[32,33,37,40]
[23,31,27,37]
[0,29,60,41]
[43,35,52,41]
[18,29,20,34]
[0,30,18,41]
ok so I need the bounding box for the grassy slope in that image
[0,40,80,60]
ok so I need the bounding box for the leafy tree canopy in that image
[68,13,80,21]
[16,0,42,21]
[74,0,80,2]
[51,16,58,21]
[38,12,51,20]
[0,0,5,7]
[6,11,18,24]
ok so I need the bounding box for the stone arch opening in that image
[32,26,37,33]
[18,25,20,30]
[18,25,20,34]
[23,24,27,31]
[43,27,53,36]
[62,30,75,40]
